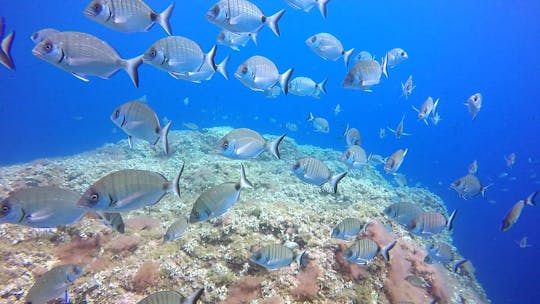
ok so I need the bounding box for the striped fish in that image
[291,157,347,193]
[136,288,204,304]
[288,77,328,98]
[424,243,454,264]
[98,212,125,233]
[26,264,83,304]
[206,0,285,37]
[164,216,189,243]
[143,36,217,79]
[250,244,295,270]
[0,17,15,70]
[342,58,387,91]
[331,218,364,240]
[450,174,488,200]
[235,55,294,95]
[84,0,175,35]
[77,165,183,212]
[343,124,361,146]
[215,128,286,160]
[406,210,457,237]
[384,148,408,174]
[344,239,396,265]
[340,145,369,170]
[189,164,252,223]
[384,202,423,226]
[306,32,354,66]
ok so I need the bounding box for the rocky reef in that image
[0,127,489,303]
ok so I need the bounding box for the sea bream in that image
[384,201,424,226]
[84,0,175,35]
[215,128,286,159]
[0,17,15,70]
[340,145,370,170]
[288,76,327,98]
[32,31,143,87]
[384,148,408,174]
[344,239,396,265]
[466,93,482,120]
[250,244,295,270]
[306,112,329,133]
[406,210,457,237]
[401,75,415,100]
[163,216,189,243]
[291,157,347,193]
[500,191,537,232]
[136,288,204,304]
[189,164,253,223]
[424,243,454,264]
[206,0,285,37]
[306,32,354,66]
[385,47,408,68]
[413,96,439,125]
[387,115,410,139]
[331,218,365,240]
[342,57,388,91]
[26,264,83,304]
[172,54,230,83]
[77,166,183,212]
[450,174,489,199]
[142,36,217,79]
[353,51,374,64]
[217,29,254,51]
[0,186,86,228]
[111,98,172,155]
[285,0,329,18]
[235,55,294,95]
[343,124,361,146]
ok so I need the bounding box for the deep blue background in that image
[1,0,539,302]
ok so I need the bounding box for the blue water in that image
[1,0,539,302]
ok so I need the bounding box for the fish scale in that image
[304,158,330,182]
[345,239,379,264]
[153,37,204,72]
[250,56,279,77]
[110,0,153,17]
[384,202,423,226]
[226,0,263,24]
[57,32,121,65]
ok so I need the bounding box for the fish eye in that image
[44,42,52,51]
[241,66,248,74]
[92,3,102,14]
[90,193,99,201]
[401,51,406,57]
[254,252,261,260]
[1,204,9,214]
[311,36,317,43]
[293,162,300,170]
[113,109,120,118]
[212,5,220,15]
[148,49,157,58]
[223,140,229,148]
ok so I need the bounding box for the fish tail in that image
[161,120,172,155]
[381,53,389,78]
[1,30,15,70]
[250,32,259,46]
[266,9,286,36]
[307,112,314,121]
[169,162,184,197]
[205,45,217,72]
[267,133,286,159]
[525,191,538,206]
[122,55,143,88]
[343,123,350,136]
[452,259,467,273]
[343,48,355,67]
[317,78,328,95]
[447,209,458,231]
[318,0,330,18]
[216,55,230,80]
[279,68,294,95]
[185,288,204,304]
[481,183,493,198]
[329,171,347,194]
[381,240,397,262]
[158,3,175,35]
[239,163,254,189]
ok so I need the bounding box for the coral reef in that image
[0,128,490,303]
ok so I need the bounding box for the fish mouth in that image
[31,47,42,57]
[205,12,216,21]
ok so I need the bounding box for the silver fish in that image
[164,216,189,242]
[206,0,285,37]
[0,17,15,70]
[137,288,204,304]
[342,57,387,91]
[216,128,285,159]
[343,124,361,146]
[344,239,396,265]
[111,99,171,155]
[384,148,408,174]
[430,111,441,126]
[407,210,457,237]
[250,243,295,270]
[468,160,478,175]
[306,32,354,66]
[217,30,254,51]
[32,31,142,87]
[450,174,488,199]
[286,0,329,18]
[400,75,415,99]
[501,192,537,232]
[0,186,85,228]
[386,47,408,68]
[98,212,125,233]
[384,202,423,226]
[78,166,183,212]
[84,0,175,35]
[331,218,364,240]
[288,77,327,98]
[291,157,347,193]
[26,264,83,304]
[424,243,454,264]
[353,51,374,63]
[387,115,410,139]
[518,236,532,248]
[306,112,329,133]
[393,173,407,187]
[143,36,217,79]
[30,28,60,44]
[466,93,482,120]
[413,96,439,125]
[340,145,370,170]
[334,104,341,116]
[173,55,230,83]
[189,164,252,223]
[235,55,293,95]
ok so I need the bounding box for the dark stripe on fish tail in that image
[18,208,26,223]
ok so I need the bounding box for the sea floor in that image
[0,127,489,304]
